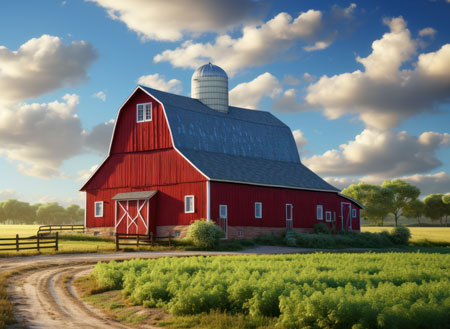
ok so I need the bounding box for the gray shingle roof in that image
[140,86,339,192]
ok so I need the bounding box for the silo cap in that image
[193,63,228,79]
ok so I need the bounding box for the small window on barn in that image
[286,204,293,220]
[255,202,262,219]
[185,195,194,213]
[219,205,227,219]
[325,211,332,222]
[94,201,103,218]
[352,209,357,218]
[174,231,181,237]
[316,205,323,220]
[137,103,152,123]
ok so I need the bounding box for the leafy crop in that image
[92,253,450,328]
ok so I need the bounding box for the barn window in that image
[255,202,262,218]
[219,205,227,219]
[325,211,332,222]
[316,205,323,220]
[137,103,152,123]
[352,209,357,218]
[286,204,293,220]
[185,195,194,213]
[94,201,104,218]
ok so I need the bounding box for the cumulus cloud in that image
[229,73,281,109]
[92,91,106,101]
[77,165,99,183]
[0,189,23,201]
[154,4,356,75]
[137,73,182,94]
[0,34,96,103]
[398,172,450,195]
[301,17,450,129]
[87,0,266,41]
[303,129,450,178]
[419,27,436,38]
[272,89,313,112]
[84,120,115,154]
[292,129,307,155]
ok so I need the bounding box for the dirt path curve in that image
[1,247,305,328]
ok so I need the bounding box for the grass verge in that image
[0,272,15,329]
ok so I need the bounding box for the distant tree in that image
[0,203,5,222]
[381,179,420,227]
[342,183,393,226]
[66,204,84,224]
[442,194,450,227]
[424,194,446,226]
[403,198,424,226]
[36,202,68,225]
[1,199,36,224]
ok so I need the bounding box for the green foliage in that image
[424,194,447,225]
[185,219,225,249]
[92,253,450,328]
[313,223,331,234]
[389,226,411,245]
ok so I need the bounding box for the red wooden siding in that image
[84,149,205,190]
[110,89,172,154]
[86,181,206,229]
[210,182,360,231]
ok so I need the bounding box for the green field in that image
[362,226,450,243]
[89,253,450,328]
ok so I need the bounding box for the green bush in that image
[185,219,224,249]
[313,223,332,234]
[389,226,411,245]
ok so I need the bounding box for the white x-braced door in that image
[115,199,149,234]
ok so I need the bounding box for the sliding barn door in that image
[115,199,149,234]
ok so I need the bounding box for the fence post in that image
[168,232,171,247]
[115,232,120,251]
[37,233,40,252]
[16,234,19,252]
[137,234,140,247]
[55,232,59,251]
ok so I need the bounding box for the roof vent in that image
[191,63,228,113]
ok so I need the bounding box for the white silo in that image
[191,63,228,113]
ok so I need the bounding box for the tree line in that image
[342,179,450,226]
[0,199,84,225]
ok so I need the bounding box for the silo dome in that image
[192,63,228,113]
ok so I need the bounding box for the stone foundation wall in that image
[156,225,189,238]
[85,227,115,239]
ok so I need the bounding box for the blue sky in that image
[0,0,449,206]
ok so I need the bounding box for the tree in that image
[424,194,446,226]
[1,199,36,224]
[442,194,450,227]
[403,199,424,226]
[381,179,420,226]
[36,202,69,225]
[66,204,84,224]
[342,183,393,226]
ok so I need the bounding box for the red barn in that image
[81,64,362,239]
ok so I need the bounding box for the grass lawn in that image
[362,226,450,243]
[0,224,41,237]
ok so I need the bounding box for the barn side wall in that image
[210,181,361,234]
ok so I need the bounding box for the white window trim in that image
[94,201,104,218]
[255,202,262,219]
[137,102,152,123]
[286,203,293,221]
[219,205,227,219]
[325,211,332,222]
[317,205,323,220]
[352,208,357,218]
[185,195,195,213]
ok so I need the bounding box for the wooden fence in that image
[0,233,58,252]
[38,224,84,234]
[115,232,171,251]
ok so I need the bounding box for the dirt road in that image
[2,247,304,328]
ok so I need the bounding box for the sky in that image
[0,0,449,207]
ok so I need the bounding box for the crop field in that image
[0,224,41,237]
[362,227,450,243]
[91,253,450,328]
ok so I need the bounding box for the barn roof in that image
[140,86,339,192]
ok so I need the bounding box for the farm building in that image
[81,63,362,239]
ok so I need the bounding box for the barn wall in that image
[85,181,206,230]
[110,89,172,154]
[210,182,360,231]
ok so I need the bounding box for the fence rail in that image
[0,233,58,252]
[38,224,84,234]
[115,232,171,251]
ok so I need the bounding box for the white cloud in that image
[323,177,359,191]
[272,88,313,112]
[303,129,450,178]
[282,75,301,86]
[92,91,106,101]
[419,27,436,38]
[154,5,356,75]
[87,0,266,42]
[229,73,281,109]
[399,172,450,195]
[77,165,99,183]
[0,189,23,201]
[84,119,115,155]
[137,73,182,94]
[0,34,96,103]
[304,40,333,51]
[302,17,450,129]
[292,129,307,155]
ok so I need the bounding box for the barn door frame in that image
[115,199,149,234]
[340,202,352,231]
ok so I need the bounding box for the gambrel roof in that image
[140,86,339,192]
